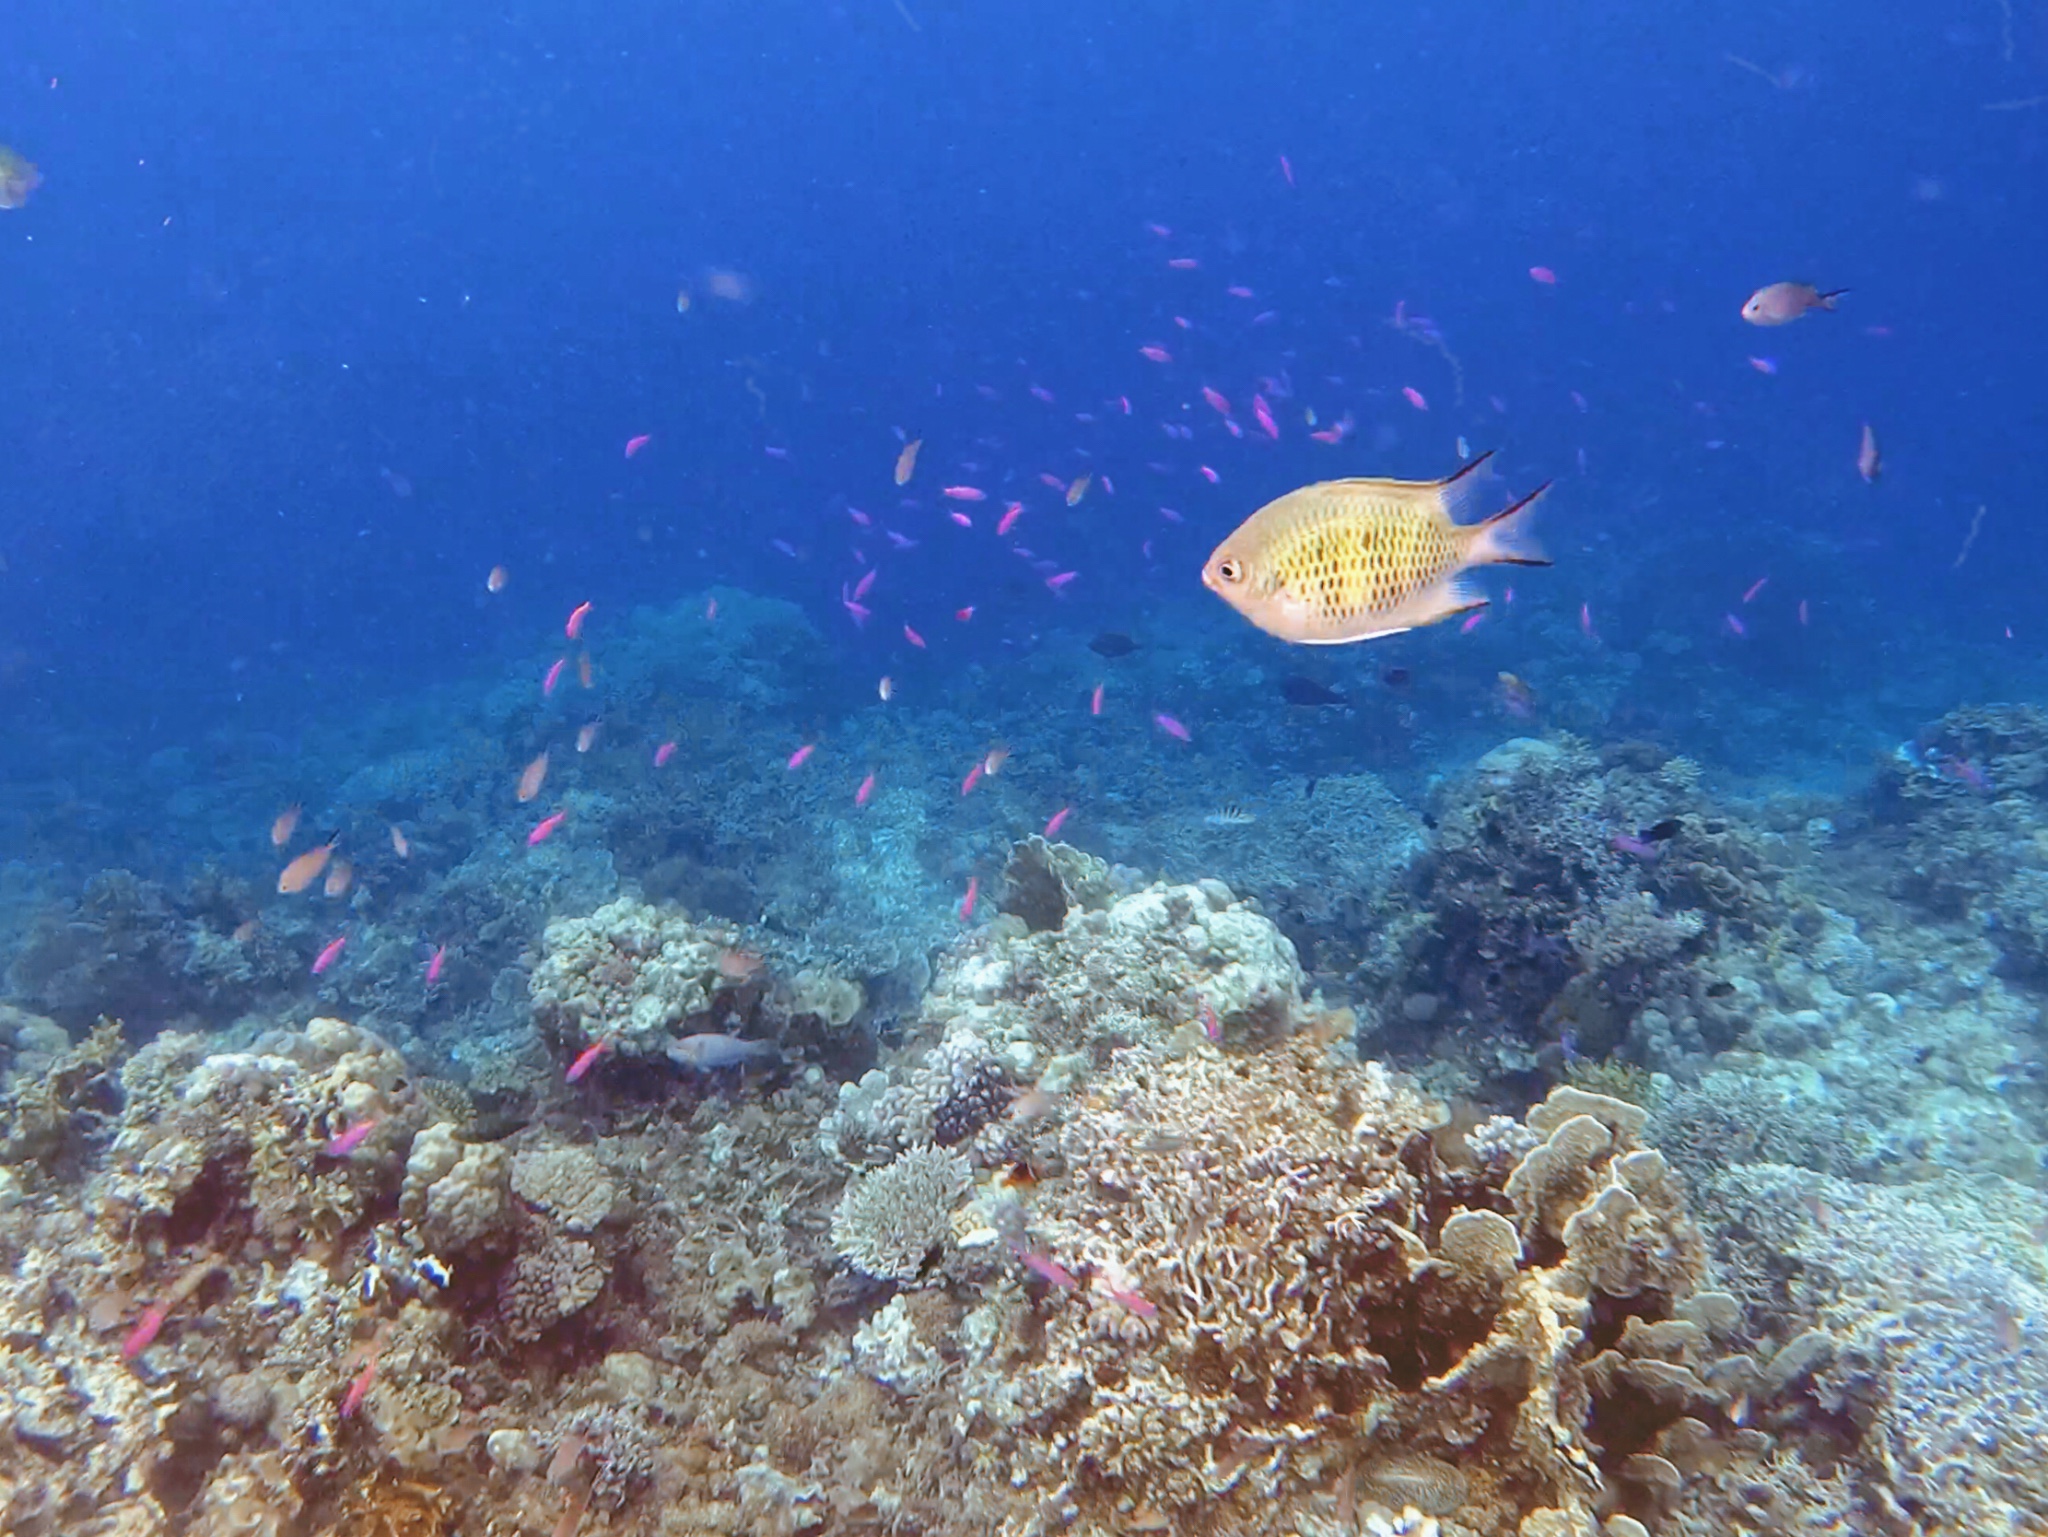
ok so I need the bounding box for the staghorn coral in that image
[827,1058,1713,1535]
[831,1145,973,1282]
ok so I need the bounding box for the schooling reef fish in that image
[1202,451,1551,644]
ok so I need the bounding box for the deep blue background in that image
[2,1,2043,804]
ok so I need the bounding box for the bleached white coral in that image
[830,1146,972,1282]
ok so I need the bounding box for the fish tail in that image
[1465,482,1553,567]
[1817,288,1850,308]
[1434,448,1498,523]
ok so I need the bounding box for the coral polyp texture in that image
[6,686,2048,1537]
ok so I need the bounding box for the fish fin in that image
[1465,482,1553,567]
[1295,625,1413,645]
[1324,579,1485,640]
[1434,450,1498,523]
[1420,578,1491,627]
[1817,288,1849,308]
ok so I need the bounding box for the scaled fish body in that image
[666,1033,777,1071]
[1201,452,1551,645]
[1741,282,1846,325]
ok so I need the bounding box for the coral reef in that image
[528,894,864,1068]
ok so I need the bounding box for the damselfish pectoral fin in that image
[1397,576,1490,632]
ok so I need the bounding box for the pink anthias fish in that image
[542,657,567,696]
[1611,832,1663,863]
[424,944,447,987]
[1043,806,1072,838]
[1012,1241,1077,1289]
[997,503,1024,536]
[122,1303,172,1360]
[1090,683,1104,716]
[1098,1278,1158,1318]
[1200,999,1221,1041]
[1154,712,1191,742]
[1742,576,1769,604]
[624,433,652,458]
[1252,395,1279,440]
[324,1116,382,1157]
[339,1355,379,1417]
[903,623,927,649]
[959,875,979,921]
[1402,386,1429,411]
[565,1037,613,1082]
[528,811,567,845]
[311,934,348,975]
[941,485,987,502]
[1045,571,1078,593]
[961,761,984,796]
[654,741,678,767]
[787,743,816,771]
[855,772,876,807]
[1201,385,1232,417]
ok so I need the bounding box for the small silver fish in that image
[666,1033,778,1071]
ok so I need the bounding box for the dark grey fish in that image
[1089,631,1138,658]
[667,1034,779,1071]
[1278,675,1349,708]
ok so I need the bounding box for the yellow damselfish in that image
[1201,451,1550,645]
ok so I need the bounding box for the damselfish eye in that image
[1216,559,1243,583]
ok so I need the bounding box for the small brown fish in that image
[323,858,354,898]
[717,948,765,980]
[388,824,411,858]
[1857,422,1881,483]
[278,841,337,895]
[576,722,600,753]
[270,805,303,848]
[517,751,549,803]
[576,651,594,689]
[1202,451,1551,645]
[1741,282,1847,326]
[486,564,508,593]
[1066,472,1092,507]
[894,438,922,486]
